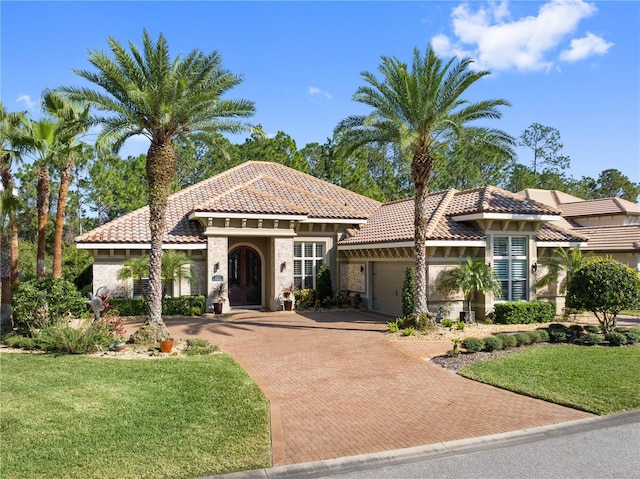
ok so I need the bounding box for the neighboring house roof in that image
[75,161,382,246]
[558,197,640,218]
[575,225,640,252]
[339,187,583,246]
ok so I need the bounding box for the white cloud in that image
[560,32,613,62]
[308,86,332,99]
[16,94,37,110]
[432,0,610,72]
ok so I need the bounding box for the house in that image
[78,161,632,319]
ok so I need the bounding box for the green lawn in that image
[1,353,271,479]
[459,345,640,415]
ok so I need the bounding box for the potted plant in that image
[211,282,227,314]
[159,335,174,353]
[438,257,502,323]
[282,283,296,311]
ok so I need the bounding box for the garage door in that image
[372,262,411,316]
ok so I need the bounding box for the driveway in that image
[165,311,591,466]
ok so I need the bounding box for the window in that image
[493,236,527,301]
[133,278,174,298]
[294,242,325,290]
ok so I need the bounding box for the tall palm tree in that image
[1,104,26,332]
[336,45,514,318]
[438,257,502,321]
[60,30,255,338]
[536,246,593,294]
[41,91,90,278]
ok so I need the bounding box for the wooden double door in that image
[228,246,261,306]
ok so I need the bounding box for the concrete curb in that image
[205,410,640,479]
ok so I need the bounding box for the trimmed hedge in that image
[495,333,517,348]
[462,337,485,353]
[108,296,206,317]
[494,301,555,324]
[483,336,503,352]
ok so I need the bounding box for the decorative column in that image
[207,236,229,313]
[272,237,294,310]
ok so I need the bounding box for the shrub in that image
[513,332,532,346]
[402,267,415,316]
[581,333,602,346]
[567,257,640,334]
[456,320,465,330]
[402,327,415,337]
[605,332,627,346]
[526,330,543,343]
[387,320,400,333]
[13,278,87,330]
[352,293,363,310]
[441,319,454,328]
[109,297,147,316]
[535,329,550,342]
[548,323,567,329]
[493,301,555,324]
[615,326,640,344]
[37,320,113,354]
[184,338,219,356]
[462,337,484,353]
[335,292,351,308]
[2,333,40,350]
[483,335,503,352]
[162,296,206,316]
[584,324,601,334]
[315,263,333,303]
[295,289,316,310]
[495,333,517,348]
[548,328,568,343]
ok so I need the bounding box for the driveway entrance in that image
[165,311,591,466]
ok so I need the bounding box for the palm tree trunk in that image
[1,233,12,332]
[52,158,74,277]
[10,208,18,285]
[145,140,175,339]
[412,152,434,323]
[36,167,50,278]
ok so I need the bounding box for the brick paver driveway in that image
[165,311,591,466]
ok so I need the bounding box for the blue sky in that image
[2,0,638,184]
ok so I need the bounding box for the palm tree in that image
[535,246,593,294]
[117,251,194,300]
[336,45,514,319]
[117,256,150,302]
[60,30,256,339]
[438,257,502,321]
[41,91,89,278]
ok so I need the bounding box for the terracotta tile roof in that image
[340,187,576,246]
[558,197,640,217]
[575,225,640,251]
[76,161,381,245]
[519,189,584,207]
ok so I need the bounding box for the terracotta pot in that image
[284,300,293,311]
[159,338,174,353]
[213,302,223,314]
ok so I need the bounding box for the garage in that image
[371,261,412,316]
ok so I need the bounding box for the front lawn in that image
[1,353,271,478]
[459,345,640,415]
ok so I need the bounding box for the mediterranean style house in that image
[76,161,639,320]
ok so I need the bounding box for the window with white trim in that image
[133,278,174,298]
[493,236,527,301]
[294,242,325,290]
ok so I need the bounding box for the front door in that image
[228,246,261,306]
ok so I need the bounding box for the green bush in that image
[402,327,415,337]
[493,301,555,324]
[352,293,363,310]
[109,297,147,316]
[535,329,550,342]
[402,267,415,316]
[605,332,627,346]
[315,263,333,303]
[335,292,352,308]
[2,333,40,350]
[526,330,543,343]
[513,332,532,346]
[162,296,206,316]
[387,320,400,333]
[548,328,569,343]
[581,333,602,346]
[483,336,503,352]
[37,320,113,354]
[295,289,316,310]
[184,338,219,356]
[13,277,88,331]
[462,337,485,353]
[615,326,640,344]
[441,319,454,328]
[584,324,601,334]
[495,333,517,348]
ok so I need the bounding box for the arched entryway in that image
[228,246,262,307]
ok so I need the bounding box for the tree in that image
[336,45,513,318]
[401,267,415,317]
[61,30,256,339]
[438,257,502,321]
[592,169,640,202]
[116,251,193,300]
[238,129,309,172]
[566,257,640,334]
[41,91,90,278]
[535,246,593,294]
[519,123,570,176]
[117,256,150,302]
